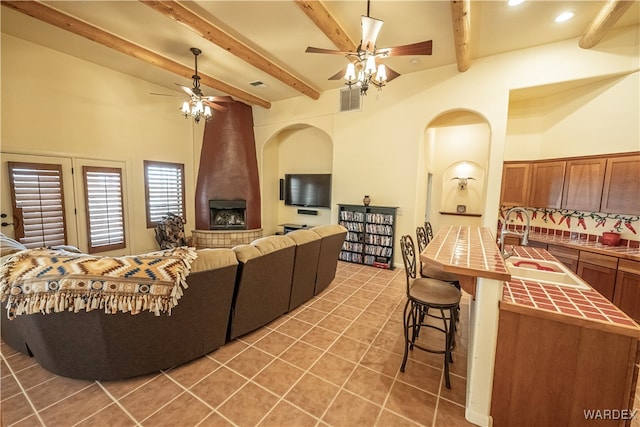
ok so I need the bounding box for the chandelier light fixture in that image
[181,97,212,123]
[181,48,212,123]
[305,0,432,98]
[343,47,388,96]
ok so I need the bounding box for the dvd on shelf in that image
[338,204,397,270]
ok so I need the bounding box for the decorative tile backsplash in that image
[499,206,639,246]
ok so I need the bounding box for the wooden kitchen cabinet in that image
[561,157,606,211]
[601,154,640,215]
[577,251,619,301]
[492,308,639,427]
[500,162,531,206]
[547,244,579,272]
[528,161,565,208]
[613,259,640,323]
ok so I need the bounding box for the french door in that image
[1,152,130,255]
[1,153,78,247]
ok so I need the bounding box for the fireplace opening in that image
[210,200,247,230]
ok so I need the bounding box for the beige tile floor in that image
[2,261,634,426]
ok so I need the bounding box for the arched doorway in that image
[261,125,333,235]
[422,110,491,231]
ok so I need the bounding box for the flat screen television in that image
[284,173,332,208]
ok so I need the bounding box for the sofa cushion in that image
[191,248,238,273]
[49,244,82,253]
[0,233,27,257]
[251,235,295,255]
[309,224,348,238]
[287,229,321,245]
[233,244,261,263]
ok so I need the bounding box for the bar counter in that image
[420,225,511,297]
[419,225,506,426]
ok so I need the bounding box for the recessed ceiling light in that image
[555,11,574,22]
[507,0,525,6]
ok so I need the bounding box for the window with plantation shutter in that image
[144,160,185,228]
[7,162,67,248]
[82,166,126,253]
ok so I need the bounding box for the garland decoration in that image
[499,206,639,234]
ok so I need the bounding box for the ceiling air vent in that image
[339,87,361,112]
[249,80,268,88]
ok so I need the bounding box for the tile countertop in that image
[526,231,640,261]
[502,246,640,338]
[421,225,511,297]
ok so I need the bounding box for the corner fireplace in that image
[210,200,246,230]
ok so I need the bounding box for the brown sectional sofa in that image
[287,229,322,311]
[0,224,347,380]
[1,248,239,381]
[313,224,349,295]
[229,235,296,340]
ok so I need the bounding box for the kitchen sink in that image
[506,257,590,290]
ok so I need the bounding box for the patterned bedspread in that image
[0,247,197,318]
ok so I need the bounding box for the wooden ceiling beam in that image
[294,0,357,52]
[579,0,635,49]
[141,0,320,100]
[1,0,271,108]
[451,0,471,72]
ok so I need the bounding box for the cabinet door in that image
[613,271,640,323]
[547,244,579,272]
[500,162,531,206]
[577,261,618,301]
[613,259,640,322]
[601,154,640,215]
[561,157,606,211]
[528,161,565,208]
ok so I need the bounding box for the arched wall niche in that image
[261,124,334,235]
[441,160,486,215]
[419,109,491,232]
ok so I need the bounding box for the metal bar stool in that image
[425,221,434,243]
[399,235,461,389]
[416,225,461,289]
[416,225,461,336]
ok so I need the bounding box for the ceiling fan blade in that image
[206,95,234,103]
[328,67,348,81]
[203,100,228,112]
[361,15,384,53]
[377,40,433,57]
[176,83,195,96]
[383,65,401,82]
[305,46,351,56]
[150,92,179,97]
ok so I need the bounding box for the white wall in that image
[506,73,640,160]
[1,34,198,254]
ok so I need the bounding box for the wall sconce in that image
[451,176,475,190]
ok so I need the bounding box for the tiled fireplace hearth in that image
[191,228,263,249]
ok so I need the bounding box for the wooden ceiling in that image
[2,1,638,109]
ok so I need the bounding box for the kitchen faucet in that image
[499,207,531,258]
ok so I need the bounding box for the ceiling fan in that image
[305,0,433,95]
[173,48,233,122]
